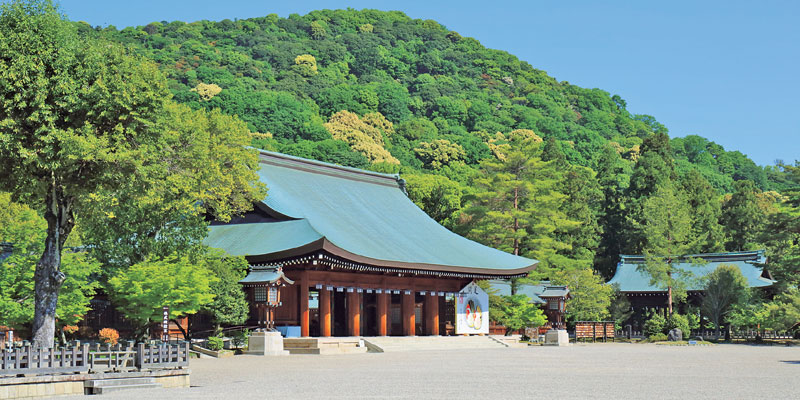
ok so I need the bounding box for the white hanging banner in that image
[455,282,489,334]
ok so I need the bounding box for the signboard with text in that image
[162,306,170,342]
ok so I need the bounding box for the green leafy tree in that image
[489,294,547,335]
[551,267,613,322]
[403,174,463,226]
[0,193,100,331]
[700,264,750,339]
[106,255,217,339]
[0,1,264,347]
[635,184,697,314]
[202,250,250,335]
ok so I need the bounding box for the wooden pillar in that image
[402,291,415,336]
[320,288,331,337]
[347,291,361,336]
[425,295,439,336]
[377,291,389,336]
[299,272,309,337]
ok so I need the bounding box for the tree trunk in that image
[171,318,189,341]
[32,181,74,349]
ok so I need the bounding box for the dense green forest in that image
[2,3,798,339]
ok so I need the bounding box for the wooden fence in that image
[0,345,90,376]
[1,342,189,377]
[575,321,615,342]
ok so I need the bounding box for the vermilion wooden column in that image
[402,292,415,336]
[299,272,309,337]
[320,288,331,337]
[425,295,439,336]
[347,291,361,336]
[377,292,389,336]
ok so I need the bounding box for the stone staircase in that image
[84,377,161,395]
[283,337,368,355]
[362,335,521,353]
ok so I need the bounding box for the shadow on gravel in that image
[779,360,800,364]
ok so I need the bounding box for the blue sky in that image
[57,0,799,166]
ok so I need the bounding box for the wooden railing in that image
[1,342,189,377]
[136,342,190,369]
[1,345,90,376]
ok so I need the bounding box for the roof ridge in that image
[255,148,401,183]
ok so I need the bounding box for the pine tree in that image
[594,144,631,278]
[679,169,725,253]
[636,183,696,314]
[721,180,766,251]
[625,132,676,253]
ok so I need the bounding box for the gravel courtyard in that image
[70,343,800,399]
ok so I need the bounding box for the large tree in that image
[635,184,697,314]
[721,180,766,252]
[700,264,749,339]
[679,169,725,253]
[0,1,264,347]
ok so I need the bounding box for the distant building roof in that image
[486,280,561,304]
[539,286,570,298]
[205,150,537,277]
[608,250,776,292]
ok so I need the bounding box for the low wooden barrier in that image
[137,342,190,369]
[1,342,189,377]
[0,344,90,376]
[575,321,615,342]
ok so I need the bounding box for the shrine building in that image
[608,250,776,328]
[204,150,537,337]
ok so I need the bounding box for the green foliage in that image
[721,180,767,251]
[106,254,217,335]
[635,183,698,312]
[206,335,224,351]
[404,174,463,227]
[701,264,750,337]
[202,250,250,331]
[551,268,613,322]
[0,193,101,329]
[643,312,666,338]
[665,313,690,339]
[489,294,547,334]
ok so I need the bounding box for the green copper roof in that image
[239,267,295,286]
[485,280,547,304]
[608,250,776,292]
[205,150,537,275]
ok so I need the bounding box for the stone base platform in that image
[283,337,368,355]
[0,369,189,399]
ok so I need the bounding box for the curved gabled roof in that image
[608,250,776,292]
[205,150,537,276]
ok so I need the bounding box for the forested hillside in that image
[84,10,780,190]
[79,10,798,283]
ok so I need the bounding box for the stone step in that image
[92,383,162,394]
[85,377,157,388]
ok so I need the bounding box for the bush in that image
[647,333,668,342]
[207,336,224,351]
[666,313,690,339]
[98,328,119,346]
[231,329,250,348]
[644,312,666,338]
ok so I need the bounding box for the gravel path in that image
[68,343,800,399]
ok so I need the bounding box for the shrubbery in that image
[207,336,224,351]
[644,312,666,338]
[665,313,690,339]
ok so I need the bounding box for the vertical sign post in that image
[162,306,170,342]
